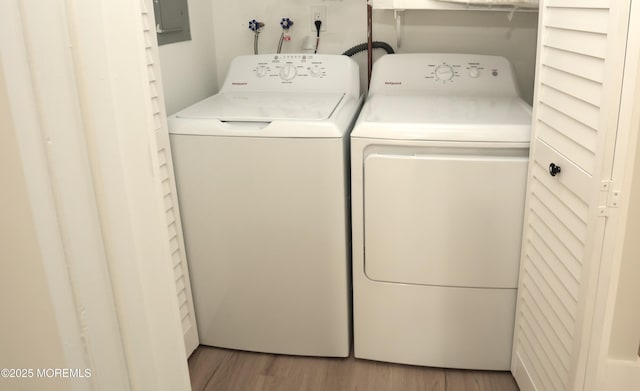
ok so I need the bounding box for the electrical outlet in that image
[310,5,327,32]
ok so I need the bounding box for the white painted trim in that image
[0,4,93,389]
[512,353,539,391]
[572,2,635,390]
[512,2,636,390]
[585,1,640,390]
[1,1,132,390]
[64,0,193,389]
[2,0,192,390]
[510,0,545,386]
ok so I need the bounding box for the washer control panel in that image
[370,54,519,97]
[253,54,331,83]
[219,54,362,97]
[222,54,359,97]
[251,55,329,82]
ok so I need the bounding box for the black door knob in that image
[549,163,561,177]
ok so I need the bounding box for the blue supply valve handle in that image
[280,18,294,30]
[249,19,264,32]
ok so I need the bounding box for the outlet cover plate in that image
[310,5,327,32]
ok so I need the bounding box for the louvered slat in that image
[521,290,573,363]
[537,121,596,174]
[544,7,609,34]
[140,0,198,356]
[165,207,176,226]
[518,324,564,391]
[529,178,587,244]
[526,244,579,321]
[529,211,583,279]
[172,248,181,267]
[542,27,607,59]
[539,66,602,107]
[525,258,577,330]
[542,46,605,83]
[538,103,598,152]
[527,228,581,299]
[521,280,574,355]
[530,160,589,222]
[519,315,568,389]
[544,0,609,9]
[529,196,585,262]
[539,85,600,130]
[532,141,592,202]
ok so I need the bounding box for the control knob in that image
[279,64,297,81]
[255,66,268,78]
[435,64,454,82]
[309,65,322,78]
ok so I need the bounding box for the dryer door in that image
[363,146,528,289]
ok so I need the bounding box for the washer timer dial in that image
[279,63,297,81]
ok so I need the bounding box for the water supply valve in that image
[248,19,264,32]
[280,18,294,30]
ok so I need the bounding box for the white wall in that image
[603,75,640,391]
[210,1,537,103]
[211,0,366,89]
[159,0,218,114]
[609,97,640,362]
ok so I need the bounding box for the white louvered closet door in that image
[140,0,199,357]
[512,1,631,391]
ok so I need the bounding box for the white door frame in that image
[587,0,640,389]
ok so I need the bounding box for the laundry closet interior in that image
[2,1,639,391]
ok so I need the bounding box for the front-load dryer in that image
[351,54,531,370]
[169,54,362,357]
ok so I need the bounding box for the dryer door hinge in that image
[598,180,622,217]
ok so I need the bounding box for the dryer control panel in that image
[221,54,360,99]
[369,54,520,98]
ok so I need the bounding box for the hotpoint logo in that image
[231,82,248,86]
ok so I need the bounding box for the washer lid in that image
[352,94,532,142]
[174,92,345,122]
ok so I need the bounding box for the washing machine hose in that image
[342,41,395,57]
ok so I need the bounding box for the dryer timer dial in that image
[434,64,455,82]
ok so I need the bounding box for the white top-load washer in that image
[351,54,531,370]
[168,54,361,357]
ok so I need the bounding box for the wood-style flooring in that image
[188,346,520,391]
